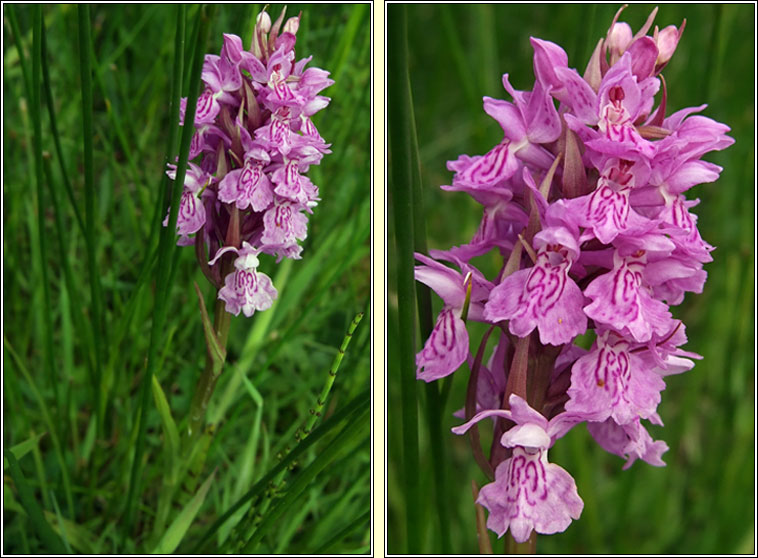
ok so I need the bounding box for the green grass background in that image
[388,4,754,554]
[4,4,370,554]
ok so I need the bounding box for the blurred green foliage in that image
[3,4,370,554]
[388,4,754,554]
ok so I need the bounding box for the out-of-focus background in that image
[388,4,754,554]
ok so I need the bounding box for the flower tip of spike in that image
[654,19,686,68]
[283,12,301,35]
[256,6,271,32]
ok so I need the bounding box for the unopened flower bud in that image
[607,22,633,63]
[256,10,271,33]
[654,23,684,67]
[283,14,301,35]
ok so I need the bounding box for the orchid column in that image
[165,7,333,438]
[414,6,733,550]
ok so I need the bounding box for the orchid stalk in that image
[166,6,334,439]
[414,5,733,550]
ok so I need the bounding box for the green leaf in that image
[3,336,74,518]
[151,375,180,479]
[234,374,264,499]
[3,432,46,469]
[151,469,216,554]
[315,510,370,554]
[183,425,215,496]
[388,5,421,553]
[124,4,211,530]
[4,481,26,516]
[5,452,69,554]
[78,4,106,434]
[48,492,73,554]
[193,282,225,365]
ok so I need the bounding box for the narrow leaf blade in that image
[152,469,216,554]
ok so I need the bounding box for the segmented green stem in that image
[192,390,370,553]
[300,312,364,439]
[228,312,364,551]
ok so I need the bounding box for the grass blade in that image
[327,3,368,88]
[404,21,452,551]
[49,492,73,554]
[31,2,60,428]
[388,4,421,552]
[6,6,32,97]
[43,510,97,555]
[151,469,216,554]
[241,406,370,551]
[3,336,74,523]
[4,432,47,469]
[123,4,211,531]
[151,375,180,479]
[78,5,107,434]
[234,374,264,499]
[40,18,85,235]
[314,510,370,554]
[5,452,69,554]
[192,388,369,552]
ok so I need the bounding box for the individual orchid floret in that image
[415,252,494,382]
[218,154,274,211]
[445,78,562,195]
[567,157,653,244]
[583,249,674,343]
[261,201,309,260]
[416,306,469,383]
[209,242,277,317]
[565,329,665,425]
[496,77,562,147]
[163,162,212,243]
[587,416,669,470]
[560,53,660,161]
[452,395,593,542]
[271,159,319,204]
[485,225,587,346]
[477,446,582,543]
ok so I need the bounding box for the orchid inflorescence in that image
[415,6,733,542]
[165,6,333,316]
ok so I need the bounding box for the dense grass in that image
[3,4,370,554]
[388,4,754,555]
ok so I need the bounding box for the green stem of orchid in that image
[187,200,239,441]
[186,271,233,441]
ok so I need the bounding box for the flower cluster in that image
[165,7,333,316]
[416,7,732,542]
